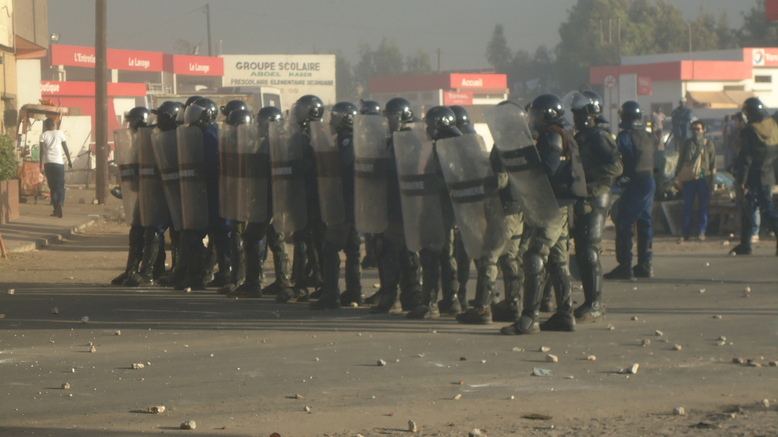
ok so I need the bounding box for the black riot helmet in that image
[425,105,461,140]
[742,97,767,123]
[359,99,381,115]
[177,95,203,123]
[220,99,249,117]
[257,106,284,137]
[184,97,218,126]
[450,105,476,134]
[618,100,644,129]
[581,90,608,124]
[329,101,358,135]
[383,97,417,132]
[528,94,565,131]
[126,106,150,130]
[153,101,185,131]
[570,92,599,130]
[292,94,324,127]
[226,109,253,126]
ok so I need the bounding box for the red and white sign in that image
[604,75,617,89]
[108,48,163,71]
[167,54,224,76]
[51,45,97,68]
[637,76,652,95]
[449,73,506,89]
[41,81,147,97]
[443,91,473,105]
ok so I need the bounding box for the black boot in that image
[369,289,400,314]
[262,235,292,295]
[634,231,653,278]
[406,286,440,319]
[176,232,208,291]
[153,235,167,280]
[539,276,555,312]
[500,256,543,335]
[112,226,144,285]
[340,241,363,306]
[457,262,495,324]
[208,245,231,288]
[574,264,605,322]
[491,272,521,323]
[540,269,575,332]
[126,230,161,287]
[603,264,636,281]
[222,224,246,295]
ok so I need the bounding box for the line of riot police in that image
[111,91,672,335]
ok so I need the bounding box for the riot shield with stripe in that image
[393,123,446,252]
[177,125,209,231]
[113,128,140,226]
[436,133,510,259]
[151,128,183,231]
[237,121,270,223]
[353,114,389,234]
[218,123,241,221]
[137,127,169,228]
[310,118,345,225]
[484,104,560,228]
[269,121,307,233]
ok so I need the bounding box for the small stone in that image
[565,375,575,379]
[631,316,639,321]
[511,347,523,352]
[7,289,14,295]
[722,240,730,246]
[642,339,651,347]
[532,368,553,377]
[744,286,751,293]
[732,357,744,364]
[148,405,165,414]
[469,429,486,436]
[713,315,723,319]
[51,307,59,315]
[408,420,418,432]
[131,363,145,369]
[184,287,192,293]
[315,357,319,361]
[294,394,303,399]
[698,288,706,293]
[768,361,777,367]
[747,360,761,367]
[61,383,70,390]
[673,406,686,416]
[607,324,616,330]
[509,395,515,400]
[546,354,559,363]
[460,356,467,361]
[480,360,487,364]
[71,368,75,373]
[717,340,727,346]
[539,346,551,352]
[718,336,727,342]
[586,355,597,361]
[377,359,387,367]
[705,262,710,266]
[89,346,96,353]
[80,316,89,324]
[655,330,664,336]
[453,394,462,400]
[304,406,311,413]
[622,363,639,374]
[762,399,770,408]
[180,420,196,430]
[672,344,683,351]
[458,380,465,385]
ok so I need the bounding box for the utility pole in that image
[437,48,441,73]
[205,4,212,56]
[94,0,108,204]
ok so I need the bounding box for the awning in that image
[686,90,756,109]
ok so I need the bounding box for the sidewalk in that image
[0,185,123,255]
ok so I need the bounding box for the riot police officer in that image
[729,97,778,256]
[369,97,423,314]
[309,102,363,309]
[403,106,461,319]
[569,92,622,322]
[358,99,382,270]
[501,94,585,335]
[605,101,655,280]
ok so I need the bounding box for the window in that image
[755,75,772,83]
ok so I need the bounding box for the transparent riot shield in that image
[137,127,169,228]
[436,134,509,259]
[269,121,307,233]
[393,123,446,252]
[218,123,241,221]
[151,128,183,231]
[484,104,560,228]
[177,125,209,231]
[113,128,139,226]
[353,114,389,234]
[310,118,345,225]
[237,121,270,223]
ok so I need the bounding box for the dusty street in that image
[0,216,776,436]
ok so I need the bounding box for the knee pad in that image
[523,252,545,277]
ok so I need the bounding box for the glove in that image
[615,175,630,188]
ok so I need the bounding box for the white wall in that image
[16,59,42,106]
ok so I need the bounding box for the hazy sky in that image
[49,0,755,71]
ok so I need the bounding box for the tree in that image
[353,39,405,98]
[739,2,778,46]
[405,50,433,75]
[486,24,512,73]
[334,51,357,102]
